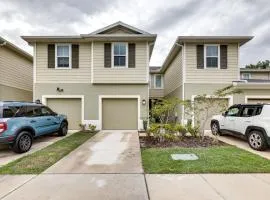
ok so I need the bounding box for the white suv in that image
[211,104,270,151]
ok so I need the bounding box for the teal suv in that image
[0,101,68,153]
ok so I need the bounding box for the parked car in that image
[211,104,270,151]
[0,101,68,153]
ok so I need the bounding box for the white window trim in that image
[112,42,128,68]
[153,74,163,89]
[55,44,72,69]
[204,44,220,69]
[241,73,251,79]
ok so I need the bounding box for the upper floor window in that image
[152,74,163,89]
[205,45,219,68]
[241,73,251,79]
[113,43,127,67]
[56,44,71,68]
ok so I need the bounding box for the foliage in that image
[184,84,242,138]
[175,124,187,136]
[88,124,97,132]
[186,124,200,137]
[79,123,86,131]
[245,60,270,69]
[143,120,148,130]
[151,98,182,124]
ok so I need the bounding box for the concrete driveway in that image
[44,130,143,173]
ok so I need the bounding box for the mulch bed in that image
[140,136,227,148]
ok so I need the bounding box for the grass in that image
[0,131,97,174]
[142,146,270,173]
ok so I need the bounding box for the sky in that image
[0,0,269,67]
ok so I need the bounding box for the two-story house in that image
[22,21,156,130]
[156,36,256,126]
[0,37,33,101]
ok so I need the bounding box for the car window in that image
[40,107,54,116]
[0,106,21,118]
[226,107,240,117]
[240,106,262,117]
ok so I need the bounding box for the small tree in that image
[151,97,182,124]
[245,60,270,69]
[184,85,242,138]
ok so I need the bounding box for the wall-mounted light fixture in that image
[56,87,64,92]
[142,99,146,105]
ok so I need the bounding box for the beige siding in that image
[36,43,91,83]
[149,89,164,98]
[240,72,270,80]
[185,43,239,83]
[93,42,147,83]
[0,84,32,101]
[0,46,32,91]
[164,49,183,95]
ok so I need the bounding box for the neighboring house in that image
[0,37,33,101]
[240,68,270,81]
[22,21,156,130]
[158,36,258,125]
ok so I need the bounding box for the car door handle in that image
[47,118,52,121]
[30,120,36,123]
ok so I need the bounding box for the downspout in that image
[175,42,185,125]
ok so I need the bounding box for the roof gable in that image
[88,21,151,35]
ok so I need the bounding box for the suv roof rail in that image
[1,101,42,104]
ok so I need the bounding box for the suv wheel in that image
[58,122,68,136]
[12,131,33,153]
[211,122,221,135]
[248,130,268,151]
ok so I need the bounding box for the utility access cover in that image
[171,154,198,161]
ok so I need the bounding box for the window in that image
[205,45,219,68]
[226,106,240,117]
[240,106,262,117]
[40,106,54,116]
[0,106,21,118]
[242,73,251,79]
[154,74,163,88]
[56,44,71,68]
[113,43,127,67]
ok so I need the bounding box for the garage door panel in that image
[247,98,270,104]
[47,98,81,130]
[102,99,138,130]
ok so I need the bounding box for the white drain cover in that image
[171,154,198,161]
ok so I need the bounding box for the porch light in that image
[142,99,146,105]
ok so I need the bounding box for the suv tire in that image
[211,121,221,136]
[58,122,68,136]
[248,130,268,151]
[12,131,33,153]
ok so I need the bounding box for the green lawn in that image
[0,131,97,174]
[142,146,270,173]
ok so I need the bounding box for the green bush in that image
[164,124,175,133]
[187,124,200,137]
[88,124,96,132]
[175,124,187,136]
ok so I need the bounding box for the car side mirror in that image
[52,112,58,116]
[222,111,228,117]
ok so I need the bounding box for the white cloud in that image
[0,0,269,66]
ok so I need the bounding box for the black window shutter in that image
[220,45,228,69]
[48,44,55,68]
[128,43,136,68]
[196,45,204,69]
[72,44,79,68]
[104,43,111,68]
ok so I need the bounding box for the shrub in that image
[79,123,86,132]
[164,124,175,133]
[175,124,187,136]
[187,124,200,137]
[88,124,96,132]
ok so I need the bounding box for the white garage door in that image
[47,98,82,130]
[247,98,270,104]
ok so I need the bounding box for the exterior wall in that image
[165,86,183,122]
[0,46,32,91]
[149,89,164,98]
[0,84,32,101]
[93,41,148,84]
[185,43,239,83]
[164,49,183,95]
[240,72,270,80]
[35,83,148,129]
[35,43,91,83]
